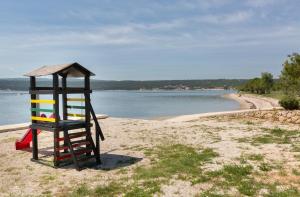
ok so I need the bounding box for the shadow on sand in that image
[22,147,142,170]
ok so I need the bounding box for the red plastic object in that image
[15,113,47,150]
[15,128,41,150]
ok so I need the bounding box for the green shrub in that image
[279,96,299,110]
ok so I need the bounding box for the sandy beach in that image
[224,93,280,110]
[1,94,299,196]
[166,93,281,122]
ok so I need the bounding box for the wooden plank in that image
[31,99,55,104]
[31,116,56,122]
[56,149,92,161]
[67,105,85,109]
[56,141,90,151]
[68,131,87,139]
[29,89,92,95]
[67,98,85,102]
[67,113,85,118]
[31,108,54,113]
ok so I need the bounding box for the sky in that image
[0,0,299,80]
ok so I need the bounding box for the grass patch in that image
[67,142,299,196]
[262,91,286,100]
[68,144,219,197]
[259,162,273,172]
[245,153,264,161]
[40,174,56,184]
[292,168,300,176]
[266,187,300,197]
[239,127,300,146]
[197,164,260,196]
[94,182,123,197]
[70,184,90,197]
[135,145,218,180]
[198,162,300,196]
[237,137,251,143]
[245,121,255,125]
[130,144,219,195]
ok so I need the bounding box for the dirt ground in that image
[1,114,300,196]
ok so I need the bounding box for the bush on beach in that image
[279,96,299,110]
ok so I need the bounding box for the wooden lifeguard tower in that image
[24,62,104,170]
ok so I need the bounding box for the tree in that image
[280,53,300,95]
[239,74,273,95]
[261,72,274,94]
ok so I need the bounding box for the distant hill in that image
[0,78,248,91]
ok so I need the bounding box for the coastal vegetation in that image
[238,72,274,95]
[239,53,300,110]
[0,79,247,91]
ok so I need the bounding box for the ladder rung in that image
[56,141,90,151]
[56,137,64,142]
[71,139,90,145]
[56,148,92,161]
[68,132,87,139]
[55,131,88,142]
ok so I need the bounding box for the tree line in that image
[239,53,300,109]
[239,53,300,95]
[0,78,248,91]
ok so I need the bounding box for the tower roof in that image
[24,62,95,77]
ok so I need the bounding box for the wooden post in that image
[84,75,92,157]
[62,76,68,153]
[53,74,60,167]
[30,76,38,160]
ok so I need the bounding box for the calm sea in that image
[0,90,239,125]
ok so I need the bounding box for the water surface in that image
[0,90,239,125]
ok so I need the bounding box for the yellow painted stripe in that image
[67,113,85,118]
[31,99,55,104]
[67,98,85,102]
[32,116,56,122]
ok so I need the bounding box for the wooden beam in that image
[67,105,85,109]
[30,76,38,160]
[29,88,92,95]
[84,75,93,158]
[53,74,60,167]
[62,76,68,153]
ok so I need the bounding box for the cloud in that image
[0,1,297,52]
[197,10,254,24]
[245,0,282,7]
[5,21,299,52]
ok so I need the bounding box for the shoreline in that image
[222,93,255,109]
[224,93,280,110]
[0,93,281,131]
[165,93,282,122]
